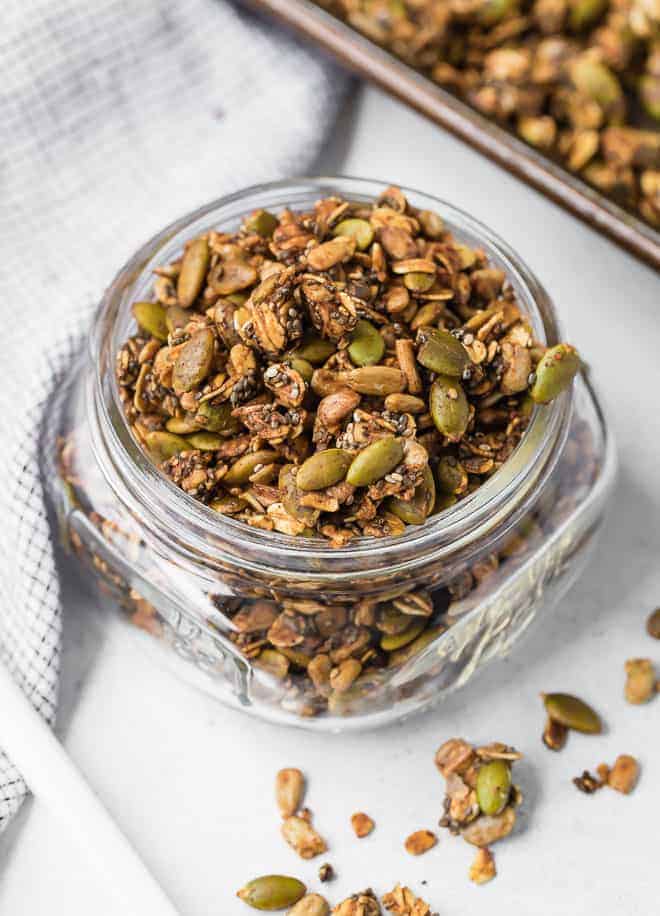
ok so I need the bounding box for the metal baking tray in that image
[248,0,660,271]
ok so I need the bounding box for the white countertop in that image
[1,84,658,916]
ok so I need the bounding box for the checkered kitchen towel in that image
[0,0,346,831]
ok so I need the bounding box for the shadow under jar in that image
[47,177,616,731]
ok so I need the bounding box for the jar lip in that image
[91,175,571,576]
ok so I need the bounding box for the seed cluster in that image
[317,1,660,228]
[116,186,579,546]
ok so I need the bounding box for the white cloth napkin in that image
[0,0,346,831]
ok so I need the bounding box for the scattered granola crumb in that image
[332,888,380,915]
[607,755,640,794]
[645,607,660,640]
[319,863,335,883]
[404,830,437,856]
[382,883,436,915]
[542,716,568,752]
[281,815,328,859]
[624,658,657,704]
[572,770,603,794]
[469,847,497,885]
[351,812,375,838]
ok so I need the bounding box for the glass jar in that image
[46,177,616,731]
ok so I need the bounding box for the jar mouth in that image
[90,176,571,578]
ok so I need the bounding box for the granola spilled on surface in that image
[316,1,660,229]
[116,186,579,547]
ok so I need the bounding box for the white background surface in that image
[1,82,658,915]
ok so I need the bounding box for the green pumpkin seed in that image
[417,329,470,377]
[288,357,314,383]
[640,75,660,121]
[177,237,209,308]
[570,57,622,108]
[165,304,190,333]
[568,0,607,31]
[332,218,374,251]
[172,328,215,394]
[186,431,223,450]
[280,465,320,525]
[476,760,512,816]
[144,430,190,462]
[348,320,385,367]
[227,291,248,306]
[346,437,404,487]
[344,366,405,396]
[165,415,199,434]
[432,491,457,514]
[429,376,470,441]
[386,465,436,524]
[388,625,443,666]
[543,693,602,733]
[196,400,239,434]
[296,449,352,491]
[293,335,336,365]
[243,209,278,237]
[380,619,425,651]
[530,344,580,404]
[209,495,247,514]
[236,875,306,911]
[132,301,168,341]
[480,0,517,25]
[436,455,467,494]
[224,450,279,486]
[404,271,435,292]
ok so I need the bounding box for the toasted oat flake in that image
[404,829,437,856]
[351,812,375,838]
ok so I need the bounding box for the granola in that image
[116,187,579,546]
[317,1,660,229]
[382,884,436,915]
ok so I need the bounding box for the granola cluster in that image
[318,1,660,228]
[117,186,577,547]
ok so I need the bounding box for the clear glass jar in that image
[46,177,616,731]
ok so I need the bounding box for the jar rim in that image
[90,176,572,579]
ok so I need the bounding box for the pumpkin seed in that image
[293,335,336,365]
[236,875,306,911]
[569,0,608,32]
[380,619,425,651]
[243,209,278,237]
[213,260,257,296]
[417,209,444,238]
[209,494,247,514]
[347,319,385,367]
[132,301,168,341]
[436,455,468,494]
[196,400,239,434]
[186,431,223,450]
[224,450,279,486]
[165,304,190,332]
[172,328,215,394]
[543,692,602,733]
[332,217,374,250]
[404,271,435,292]
[429,376,470,441]
[344,366,405,396]
[288,357,314,383]
[476,760,512,816]
[570,57,622,108]
[346,437,404,487]
[386,465,436,524]
[388,625,443,666]
[296,449,352,491]
[177,237,209,308]
[280,465,320,525]
[165,415,199,435]
[417,328,470,377]
[530,344,580,403]
[144,430,190,462]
